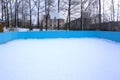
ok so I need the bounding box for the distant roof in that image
[58,18,64,20]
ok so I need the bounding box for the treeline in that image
[0,0,120,31]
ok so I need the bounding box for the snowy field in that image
[0,38,120,80]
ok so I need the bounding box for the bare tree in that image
[14,0,17,28]
[60,0,80,30]
[33,0,41,30]
[1,0,10,28]
[111,0,115,21]
[28,0,32,30]
[9,0,14,27]
[57,0,60,30]
[44,0,54,30]
[117,0,120,21]
[26,0,37,30]
[68,0,71,30]
[37,0,41,30]
[80,0,83,30]
[101,0,104,22]
[6,0,9,28]
[0,0,4,20]
[45,0,48,30]
[99,0,101,29]
[14,0,21,28]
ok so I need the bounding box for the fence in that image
[0,31,120,44]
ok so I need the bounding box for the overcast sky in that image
[0,0,120,23]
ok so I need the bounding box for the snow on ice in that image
[0,38,120,80]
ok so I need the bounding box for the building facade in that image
[41,15,65,30]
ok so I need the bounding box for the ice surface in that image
[0,38,120,80]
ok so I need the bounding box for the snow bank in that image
[4,28,53,32]
[0,38,120,80]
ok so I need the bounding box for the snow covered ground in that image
[4,28,55,32]
[0,38,120,80]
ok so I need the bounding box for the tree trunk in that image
[81,0,83,30]
[29,0,32,30]
[17,6,19,28]
[68,0,71,30]
[103,0,105,22]
[58,0,60,30]
[15,0,17,28]
[22,0,24,27]
[45,0,47,30]
[99,0,101,30]
[37,0,41,31]
[37,7,40,30]
[6,2,9,28]
[117,0,120,21]
[30,10,32,30]
[111,0,115,21]
[10,0,13,27]
[1,0,4,20]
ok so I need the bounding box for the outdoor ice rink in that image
[0,38,120,80]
